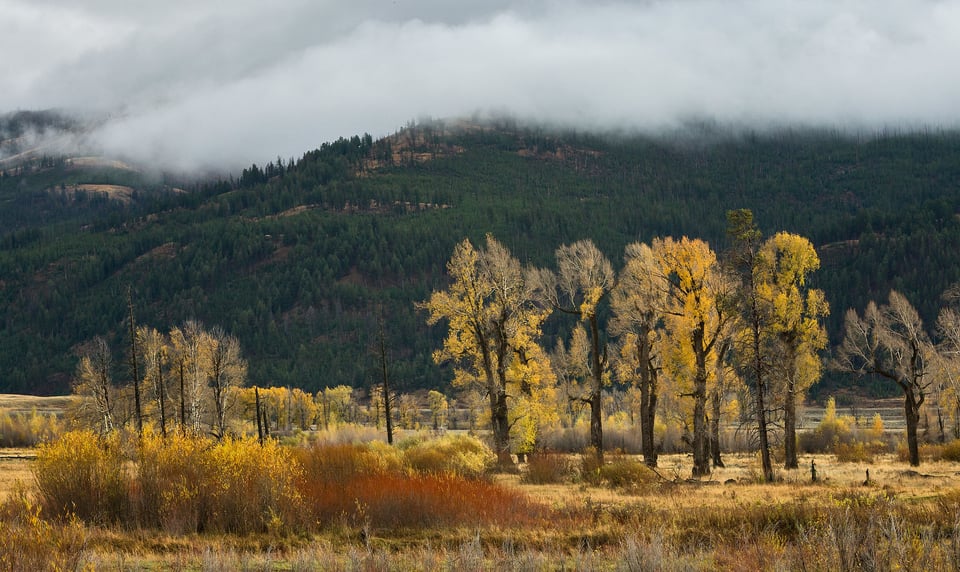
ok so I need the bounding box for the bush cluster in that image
[0,410,62,447]
[33,430,529,534]
[799,399,892,462]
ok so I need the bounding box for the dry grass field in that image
[1,392,960,570]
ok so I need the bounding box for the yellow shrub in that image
[833,441,874,463]
[135,431,212,533]
[0,495,88,572]
[33,429,128,524]
[401,434,496,479]
[940,439,960,462]
[205,436,304,534]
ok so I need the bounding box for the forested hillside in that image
[3,118,960,396]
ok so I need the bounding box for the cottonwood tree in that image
[421,235,551,465]
[531,239,615,461]
[655,236,733,477]
[610,241,668,467]
[73,336,115,434]
[427,390,449,430]
[835,291,933,466]
[756,232,828,469]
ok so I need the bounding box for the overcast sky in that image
[3,0,959,171]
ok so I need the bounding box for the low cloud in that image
[3,0,959,171]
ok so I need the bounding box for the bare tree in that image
[531,239,615,461]
[208,326,247,439]
[610,241,668,467]
[835,291,933,466]
[138,326,170,438]
[73,336,115,434]
[169,320,209,434]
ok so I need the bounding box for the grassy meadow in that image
[2,395,960,570]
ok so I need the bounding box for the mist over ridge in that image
[3,0,959,172]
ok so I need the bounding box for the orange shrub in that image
[304,472,541,529]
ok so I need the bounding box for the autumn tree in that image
[610,241,668,467]
[835,291,933,466]
[427,390,449,430]
[421,235,551,465]
[655,236,733,477]
[318,385,354,429]
[531,239,614,461]
[757,232,828,469]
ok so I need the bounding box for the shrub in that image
[599,456,657,490]
[401,434,496,479]
[294,442,405,486]
[833,441,874,463]
[522,452,574,484]
[0,494,88,571]
[0,410,62,447]
[940,439,960,462]
[800,398,855,453]
[33,430,128,524]
[135,430,212,533]
[204,436,304,534]
[303,472,539,529]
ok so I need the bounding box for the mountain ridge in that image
[2,117,960,398]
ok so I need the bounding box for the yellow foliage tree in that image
[421,235,553,465]
[756,232,829,469]
[654,236,734,477]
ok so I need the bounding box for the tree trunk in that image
[904,388,921,467]
[637,328,658,467]
[588,315,604,462]
[784,344,798,469]
[255,387,264,446]
[492,387,511,465]
[179,361,186,435]
[590,387,603,463]
[752,309,774,482]
[641,387,658,467]
[710,388,724,468]
[157,353,167,439]
[784,384,798,469]
[127,288,143,436]
[692,327,710,477]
